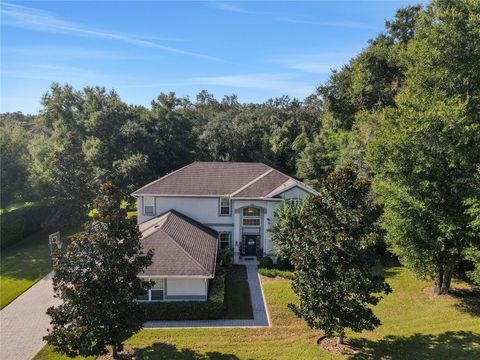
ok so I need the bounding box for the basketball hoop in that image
[49,232,62,254]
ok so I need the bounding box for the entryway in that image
[244,234,257,256]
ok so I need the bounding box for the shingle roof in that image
[132,161,311,198]
[140,210,218,277]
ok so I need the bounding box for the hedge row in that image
[0,203,54,249]
[258,267,295,280]
[141,268,226,321]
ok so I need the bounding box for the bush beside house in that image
[142,268,226,321]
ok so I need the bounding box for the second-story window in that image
[219,197,231,216]
[143,197,155,216]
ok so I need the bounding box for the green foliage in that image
[258,256,274,269]
[289,166,391,342]
[368,94,480,294]
[0,202,54,249]
[258,268,295,280]
[0,123,30,204]
[49,133,97,226]
[268,199,305,260]
[275,257,293,271]
[142,269,225,320]
[44,183,153,359]
[217,248,233,267]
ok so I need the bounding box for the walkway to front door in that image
[144,264,270,328]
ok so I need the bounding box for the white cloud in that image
[1,2,220,61]
[208,2,250,14]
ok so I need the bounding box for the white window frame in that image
[242,207,261,227]
[143,197,155,216]
[137,278,165,302]
[218,232,232,249]
[219,197,231,216]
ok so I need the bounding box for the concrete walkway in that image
[144,264,270,328]
[0,272,59,360]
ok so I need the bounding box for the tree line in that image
[1,0,479,300]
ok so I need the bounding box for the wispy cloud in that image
[191,73,314,97]
[1,2,220,61]
[278,17,381,30]
[208,2,251,14]
[2,63,110,82]
[272,52,354,74]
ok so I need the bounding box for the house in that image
[132,162,317,302]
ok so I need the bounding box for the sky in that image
[1,0,424,114]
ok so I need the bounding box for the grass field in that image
[34,266,480,359]
[224,279,253,320]
[0,227,79,309]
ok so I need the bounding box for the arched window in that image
[242,207,260,226]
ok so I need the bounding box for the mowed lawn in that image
[0,227,79,309]
[34,266,480,360]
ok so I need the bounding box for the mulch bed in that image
[227,265,248,282]
[259,275,285,282]
[317,336,359,355]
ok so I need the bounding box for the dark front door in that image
[244,235,258,256]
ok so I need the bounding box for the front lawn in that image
[34,266,480,359]
[0,227,79,309]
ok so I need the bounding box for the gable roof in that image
[140,210,218,277]
[132,161,316,198]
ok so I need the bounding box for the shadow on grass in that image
[451,288,480,317]
[135,343,240,360]
[350,331,480,360]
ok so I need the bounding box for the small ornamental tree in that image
[44,183,153,359]
[289,166,391,344]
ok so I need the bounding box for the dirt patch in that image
[227,265,247,282]
[317,336,359,355]
[97,349,136,360]
[421,284,477,300]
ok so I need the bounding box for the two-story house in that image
[132,162,317,302]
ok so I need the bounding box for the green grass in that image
[224,280,253,319]
[0,227,79,309]
[34,267,480,359]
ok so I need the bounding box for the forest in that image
[1,1,479,283]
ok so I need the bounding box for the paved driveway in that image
[144,264,270,328]
[0,272,58,360]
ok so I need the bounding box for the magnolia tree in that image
[44,183,153,359]
[274,166,391,344]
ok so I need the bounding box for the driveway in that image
[144,264,271,328]
[0,272,58,360]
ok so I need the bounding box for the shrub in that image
[127,211,137,221]
[258,256,274,269]
[217,248,233,267]
[0,202,54,249]
[142,268,226,320]
[276,257,293,270]
[258,268,295,280]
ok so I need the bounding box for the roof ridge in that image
[142,225,211,276]
[229,168,274,196]
[131,162,195,195]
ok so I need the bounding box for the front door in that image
[244,235,258,256]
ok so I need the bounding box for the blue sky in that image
[1,1,423,114]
